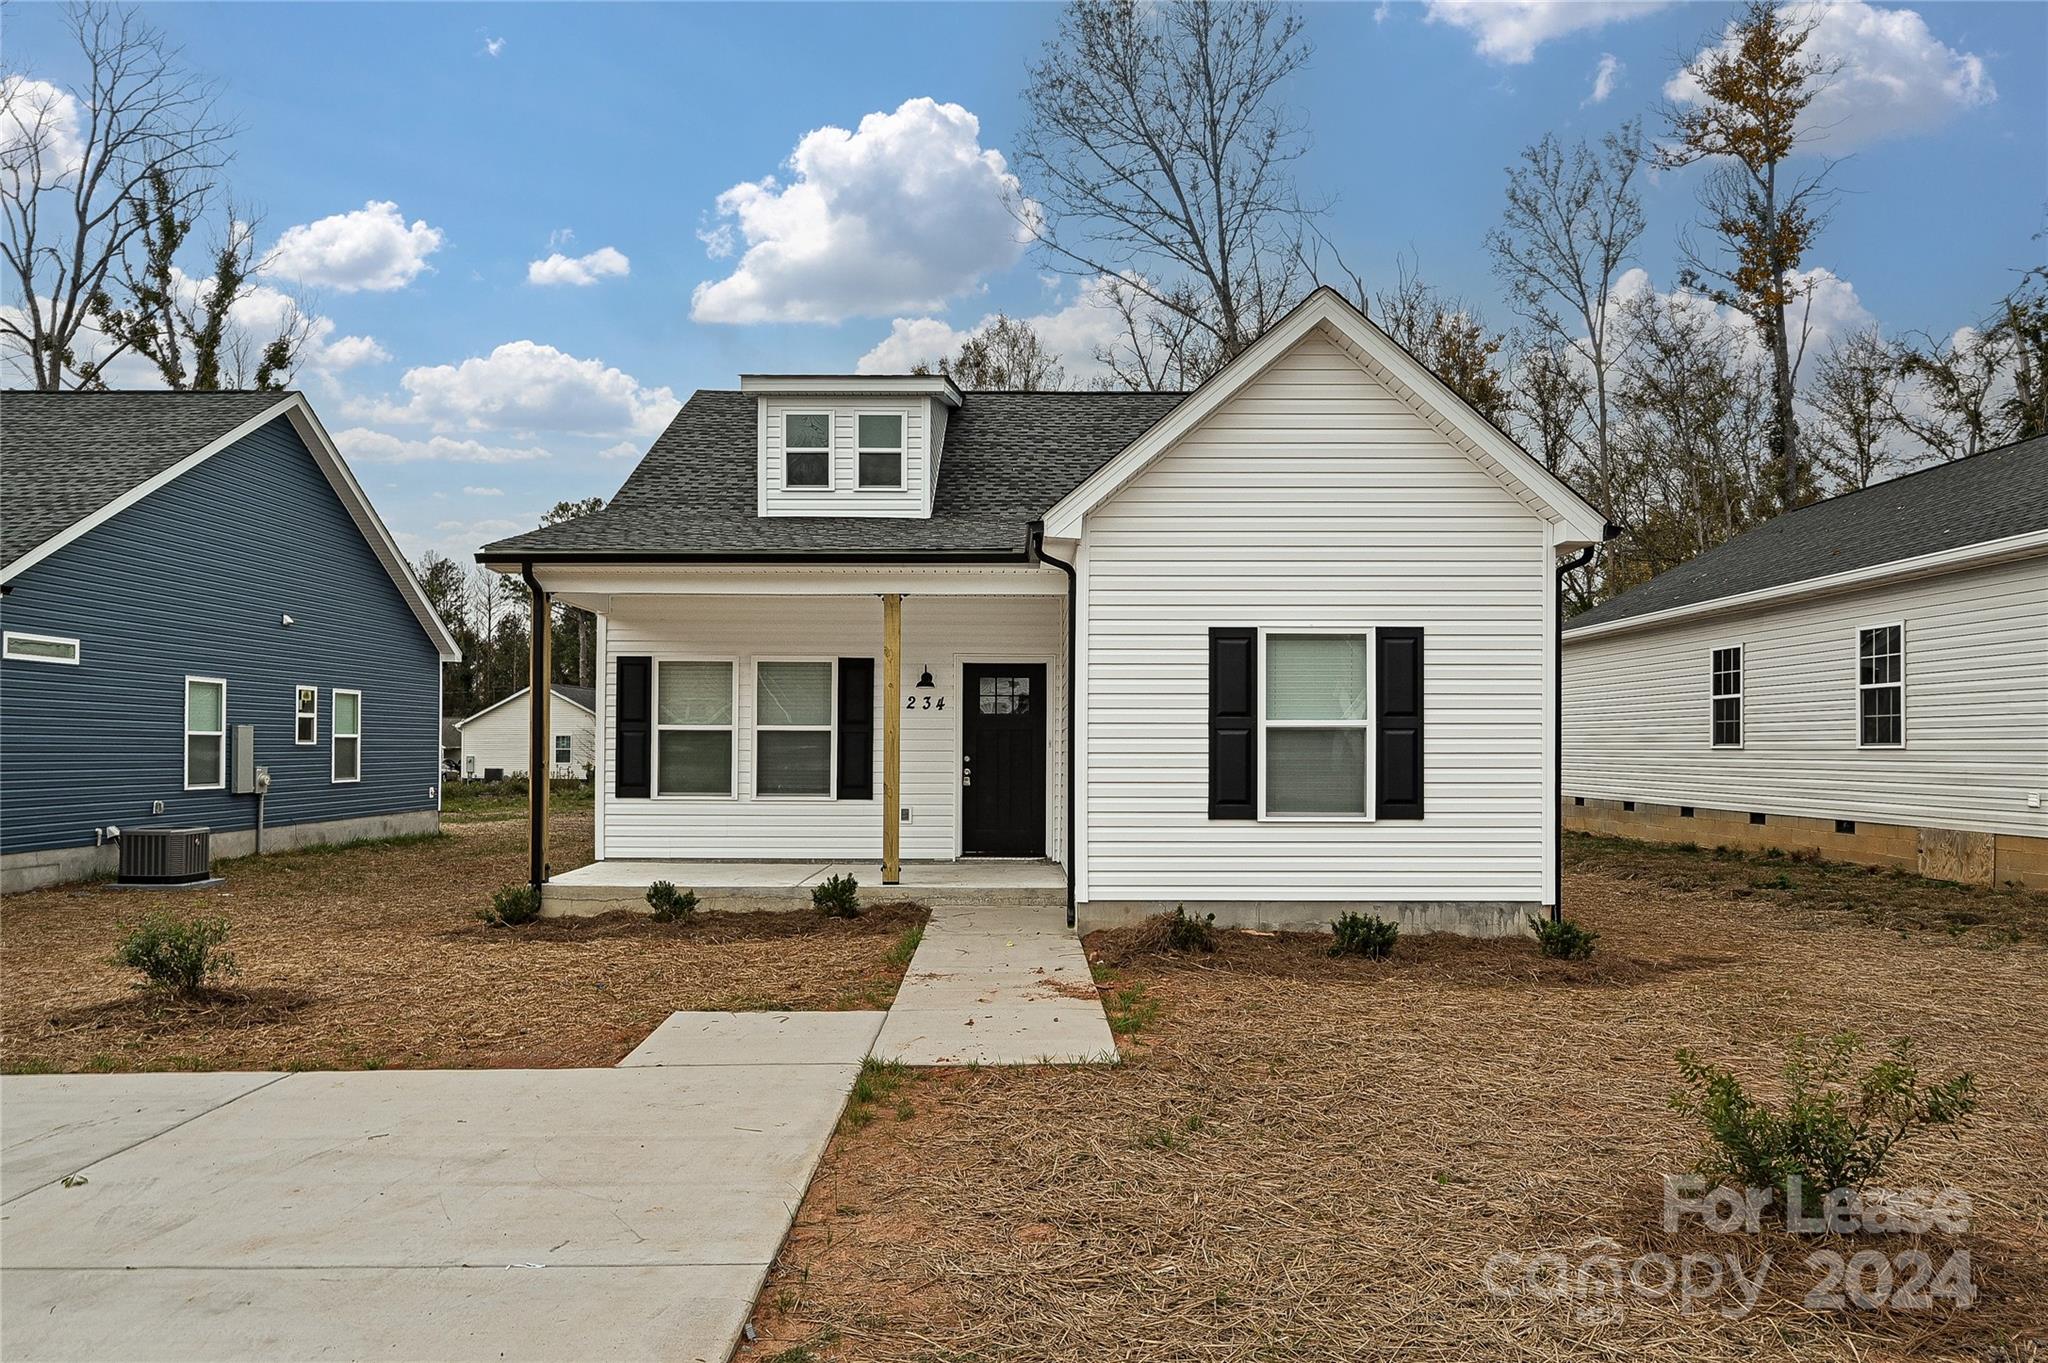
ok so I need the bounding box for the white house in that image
[479,289,1610,932]
[1563,435,2047,888]
[455,685,596,780]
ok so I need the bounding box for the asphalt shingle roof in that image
[480,389,1187,559]
[1567,435,2048,633]
[2,390,294,569]
[552,684,597,713]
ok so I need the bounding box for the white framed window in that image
[1710,645,1743,748]
[332,689,362,783]
[294,684,318,745]
[1857,623,1904,748]
[656,660,736,796]
[855,412,904,489]
[1261,631,1372,819]
[782,411,832,489]
[3,631,80,665]
[754,659,835,797]
[184,676,227,790]
[554,733,573,767]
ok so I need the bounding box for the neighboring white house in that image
[1563,435,2047,888]
[480,288,1610,933]
[455,684,596,780]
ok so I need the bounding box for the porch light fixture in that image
[916,664,935,689]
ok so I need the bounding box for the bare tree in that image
[1016,0,1337,387]
[1890,324,2011,463]
[1486,123,1646,590]
[539,499,603,688]
[1993,263,2048,442]
[1662,1,1840,510]
[1371,267,1510,425]
[920,312,1067,390]
[2,3,235,389]
[1807,328,1901,489]
[1507,337,1590,477]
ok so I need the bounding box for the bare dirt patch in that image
[1,813,926,1072]
[744,856,2048,1362]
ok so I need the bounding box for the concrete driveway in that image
[0,1012,882,1363]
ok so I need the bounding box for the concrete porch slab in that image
[543,858,1067,916]
[619,1010,887,1068]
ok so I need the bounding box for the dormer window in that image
[784,412,831,489]
[858,413,904,489]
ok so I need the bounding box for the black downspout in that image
[522,561,548,896]
[1553,524,1624,921]
[1029,522,1080,930]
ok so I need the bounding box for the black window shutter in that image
[1209,627,1258,820]
[615,655,652,799]
[837,657,874,799]
[1376,628,1424,820]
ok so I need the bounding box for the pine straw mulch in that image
[743,861,2048,1363]
[1,813,927,1073]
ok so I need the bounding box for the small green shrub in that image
[1330,911,1398,959]
[479,883,541,927]
[813,872,861,918]
[111,913,236,995]
[1672,1033,1976,1213]
[1530,914,1599,960]
[645,880,698,922]
[1163,904,1216,952]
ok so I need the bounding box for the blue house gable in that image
[1,393,459,888]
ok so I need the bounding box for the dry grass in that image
[1,812,925,1072]
[745,854,2048,1363]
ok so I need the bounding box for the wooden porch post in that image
[881,592,902,884]
[525,567,551,892]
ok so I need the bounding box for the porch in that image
[542,858,1067,916]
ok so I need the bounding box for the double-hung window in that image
[184,677,227,790]
[856,413,904,489]
[755,660,834,796]
[332,689,362,782]
[656,661,735,795]
[1857,624,1904,747]
[783,412,831,489]
[1263,633,1371,817]
[1710,646,1743,748]
[295,685,318,745]
[554,734,573,768]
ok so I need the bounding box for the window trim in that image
[853,409,907,491]
[1855,621,1906,749]
[294,684,319,746]
[1709,643,1744,750]
[1257,627,1375,823]
[331,688,363,784]
[752,656,838,800]
[781,410,834,492]
[554,733,573,768]
[654,656,738,799]
[183,675,228,791]
[3,631,81,665]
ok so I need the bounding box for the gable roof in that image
[479,389,1186,561]
[455,683,598,728]
[1566,434,2048,639]
[1039,287,1610,546]
[1,390,462,660]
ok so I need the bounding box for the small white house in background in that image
[1564,435,2048,888]
[480,288,1610,932]
[455,685,596,780]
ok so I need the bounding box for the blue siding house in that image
[1,391,461,891]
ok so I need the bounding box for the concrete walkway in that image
[0,1012,883,1363]
[872,902,1119,1065]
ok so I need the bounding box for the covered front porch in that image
[542,857,1068,915]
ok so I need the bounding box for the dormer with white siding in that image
[743,374,963,518]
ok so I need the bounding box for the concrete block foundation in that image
[1075,899,1536,938]
[0,810,443,895]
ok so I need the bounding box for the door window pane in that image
[756,661,831,726]
[1266,635,1369,721]
[658,730,732,795]
[1266,728,1368,815]
[658,662,731,725]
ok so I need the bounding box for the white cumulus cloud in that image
[1666,1,1994,151]
[527,245,631,287]
[856,276,1136,384]
[1585,53,1623,105]
[691,97,1036,325]
[268,201,445,292]
[1,75,88,186]
[462,485,505,496]
[333,429,552,465]
[1424,1,1668,64]
[366,340,680,441]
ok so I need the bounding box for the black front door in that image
[962,663,1047,857]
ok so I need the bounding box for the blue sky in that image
[8,1,2042,567]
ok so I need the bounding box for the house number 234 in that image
[905,696,945,710]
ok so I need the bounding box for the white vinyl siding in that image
[1564,554,2048,838]
[457,692,597,778]
[601,592,1067,862]
[759,397,935,517]
[1078,328,1555,904]
[332,689,362,783]
[184,677,227,790]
